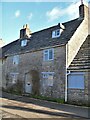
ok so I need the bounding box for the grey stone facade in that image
[68,35,90,105]
[3,45,66,99]
[1,3,90,105]
[67,71,90,105]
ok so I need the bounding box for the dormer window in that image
[52,29,60,38]
[21,39,27,47]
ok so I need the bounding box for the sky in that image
[0,0,89,45]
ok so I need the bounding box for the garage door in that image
[68,73,84,89]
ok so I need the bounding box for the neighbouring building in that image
[0,39,4,88]
[1,3,90,105]
[0,39,4,48]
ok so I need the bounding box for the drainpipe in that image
[65,44,68,102]
[65,44,71,102]
[65,70,71,102]
[65,71,68,102]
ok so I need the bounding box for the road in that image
[1,98,66,119]
[0,92,89,119]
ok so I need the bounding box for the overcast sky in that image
[0,0,89,45]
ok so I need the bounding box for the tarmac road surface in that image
[0,92,89,119]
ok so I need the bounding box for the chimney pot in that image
[23,25,26,29]
[81,0,83,5]
[26,24,29,29]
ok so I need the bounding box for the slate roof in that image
[1,40,18,58]
[68,35,90,70]
[2,18,83,57]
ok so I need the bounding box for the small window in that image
[13,55,19,65]
[43,48,54,61]
[10,73,19,84]
[52,29,60,38]
[42,72,54,86]
[21,39,27,47]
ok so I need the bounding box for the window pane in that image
[44,49,54,61]
[49,49,53,60]
[48,74,53,80]
[56,30,60,36]
[13,55,19,65]
[44,50,48,53]
[44,53,48,61]
[43,73,48,78]
[52,29,60,38]
[21,40,27,46]
[44,50,48,61]
[48,74,53,86]
[42,72,54,86]
[52,31,55,38]
[10,73,18,84]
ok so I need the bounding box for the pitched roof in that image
[68,35,90,70]
[3,18,82,57]
[1,40,18,58]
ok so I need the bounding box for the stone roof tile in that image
[68,35,90,70]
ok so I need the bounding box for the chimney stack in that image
[79,2,88,19]
[20,24,31,39]
[81,0,83,5]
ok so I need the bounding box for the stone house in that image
[1,3,90,105]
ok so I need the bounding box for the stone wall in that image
[67,71,90,105]
[0,59,2,88]
[0,48,2,88]
[67,9,88,68]
[3,45,66,99]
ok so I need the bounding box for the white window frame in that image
[42,72,54,86]
[10,73,19,84]
[21,39,27,47]
[52,29,60,38]
[43,48,54,61]
[13,55,19,65]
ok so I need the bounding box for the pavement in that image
[1,110,22,118]
[0,92,90,119]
